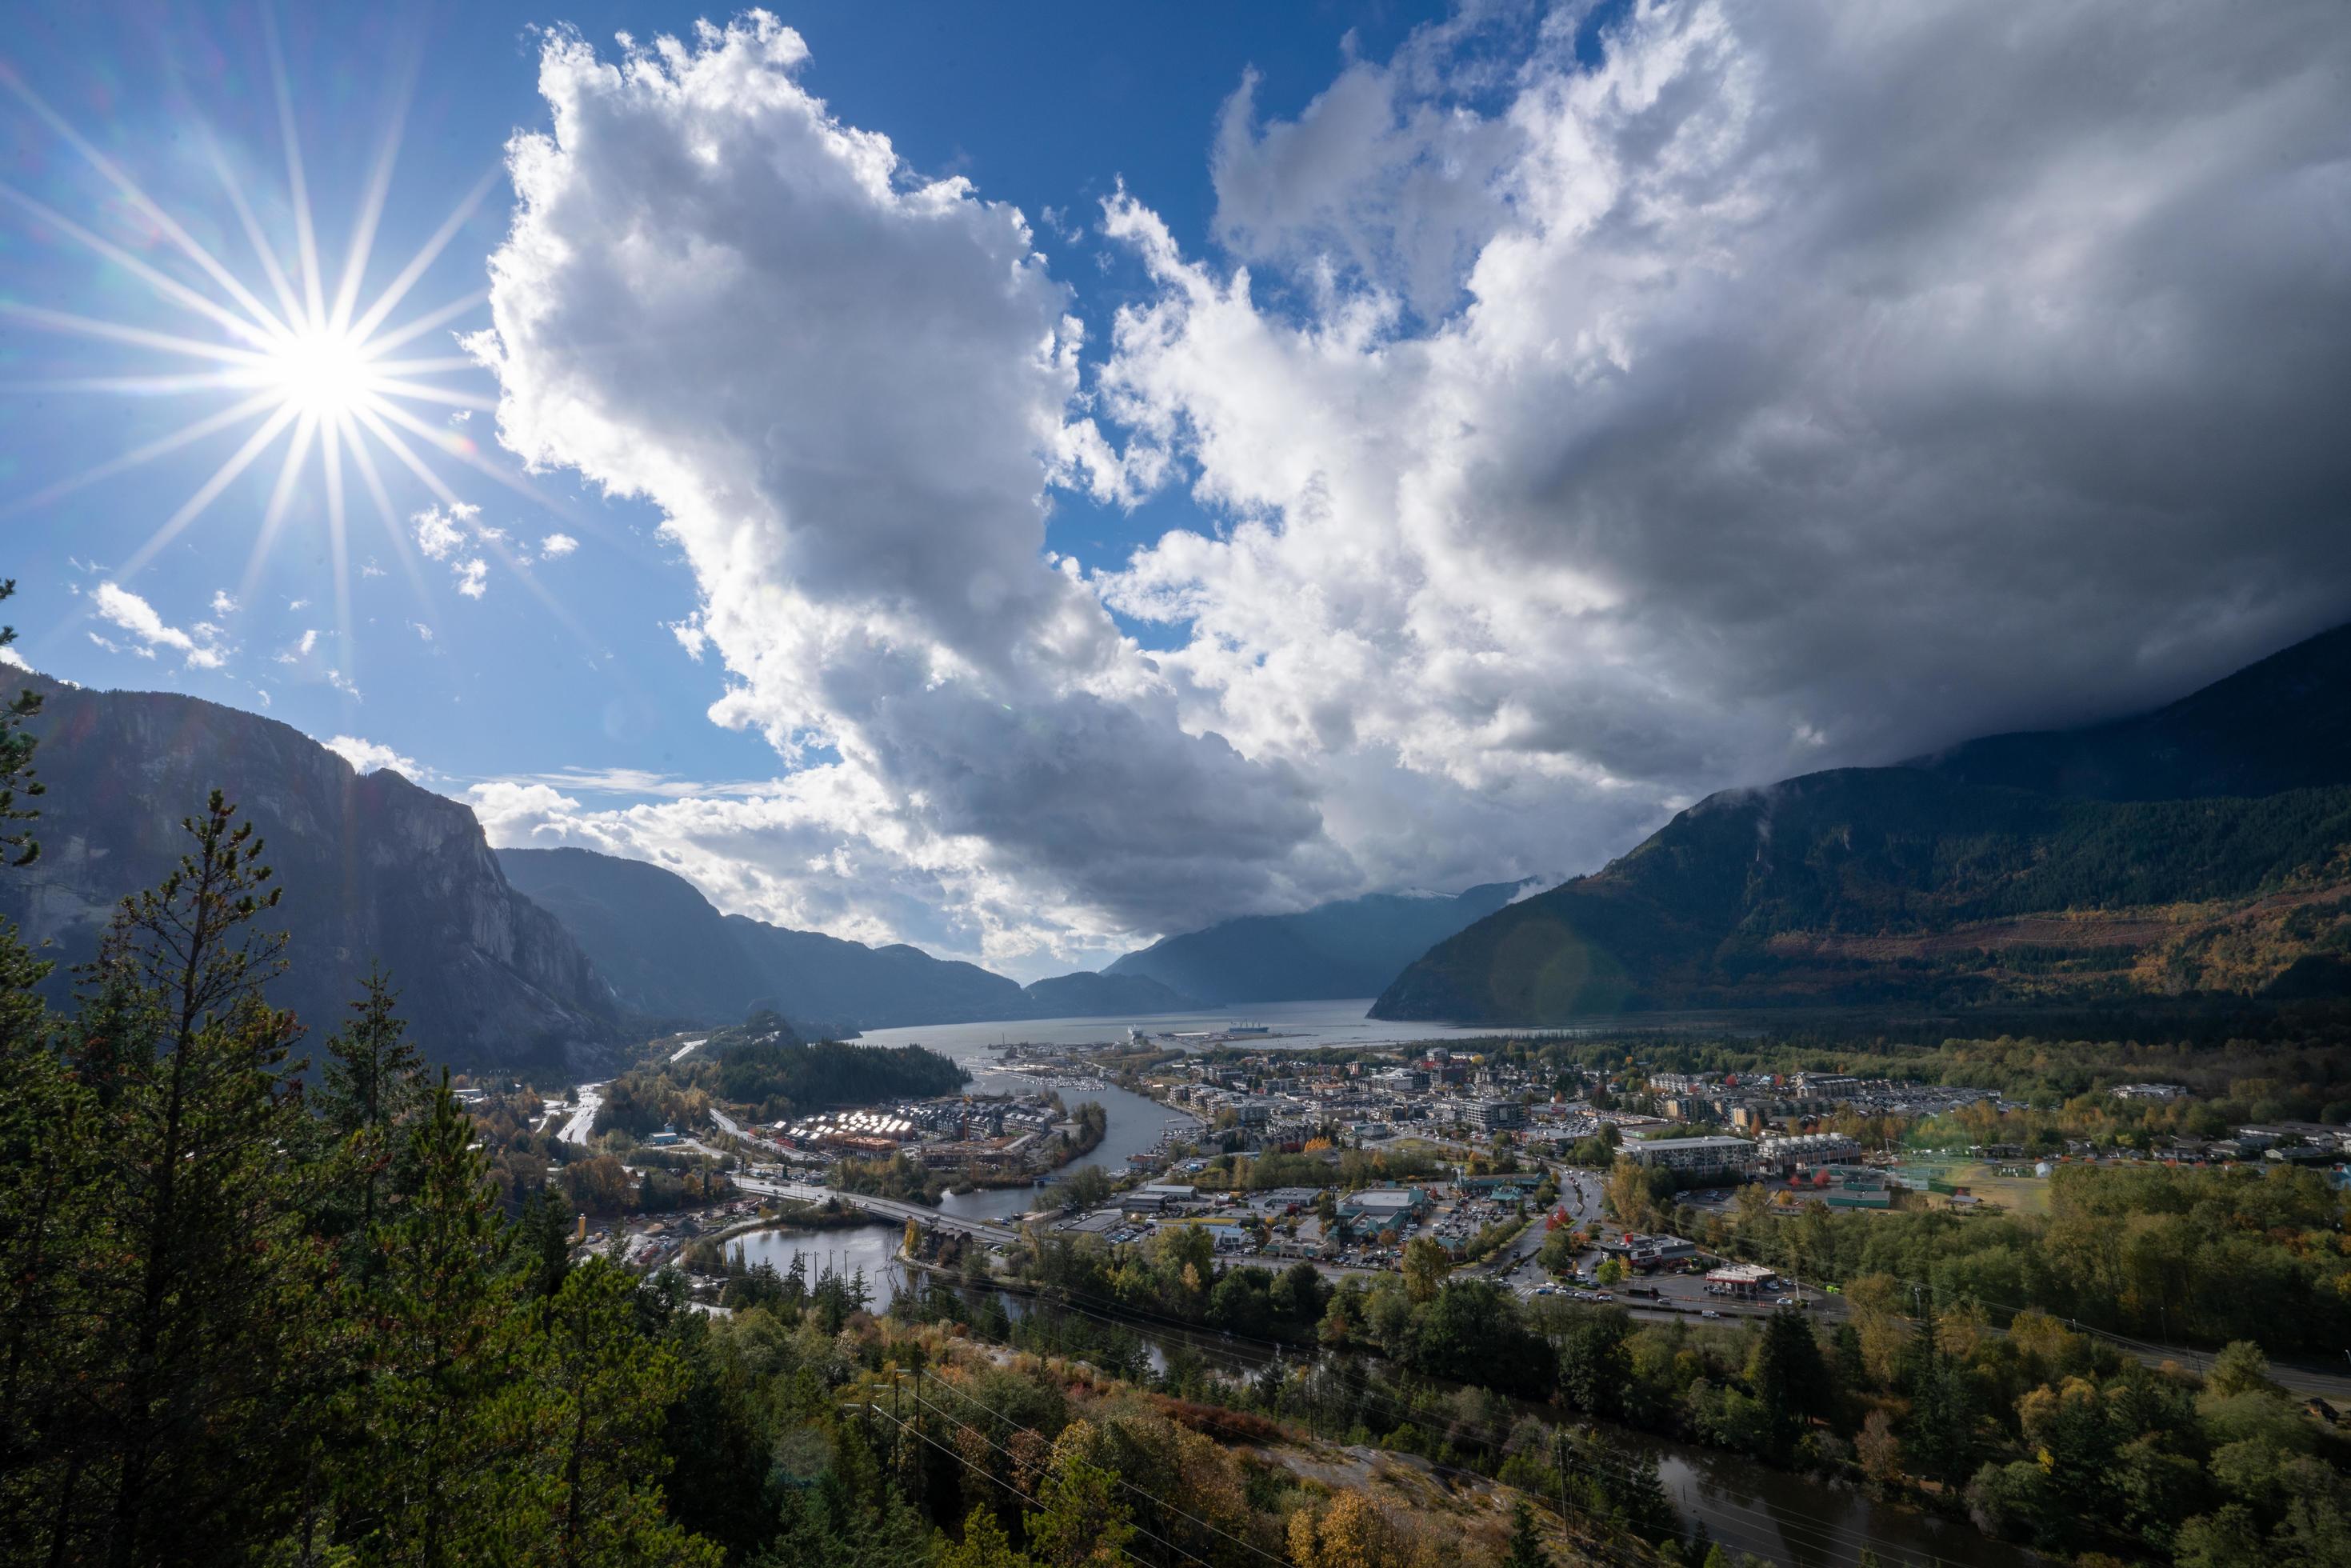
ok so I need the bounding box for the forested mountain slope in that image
[1376,622,2351,1025]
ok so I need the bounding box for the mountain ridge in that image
[1907,621,2351,801]
[1374,622,2351,1025]
[498,845,1203,1030]
[1105,878,1540,1005]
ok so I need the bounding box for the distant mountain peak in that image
[1105,878,1540,1006]
[1374,621,2351,1026]
[498,845,1209,1030]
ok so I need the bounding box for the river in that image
[722,1053,2034,1566]
[718,1211,2028,1567]
[933,1072,1196,1225]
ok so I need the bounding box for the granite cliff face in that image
[2,674,621,1070]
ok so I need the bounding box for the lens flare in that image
[0,38,533,640]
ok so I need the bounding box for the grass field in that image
[1948,1165,2053,1216]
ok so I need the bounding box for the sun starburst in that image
[0,24,548,676]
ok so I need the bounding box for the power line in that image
[918,1366,1293,1568]
[907,1169,2063,1564]
[922,1293,1701,1568]
[910,1302,1657,1568]
[926,1251,1980,1566]
[893,1378,1224,1568]
[854,1398,1156,1568]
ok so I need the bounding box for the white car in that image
[1701,1309,1721,1319]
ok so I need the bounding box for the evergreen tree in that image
[1900,1310,1975,1485]
[522,1257,719,1567]
[47,794,329,1563]
[0,973,79,1558]
[317,967,429,1285]
[1748,1307,1829,1458]
[0,593,96,1554]
[654,1310,779,1559]
[518,1182,580,1312]
[321,968,425,1186]
[1503,1498,1550,1568]
[342,1078,522,1564]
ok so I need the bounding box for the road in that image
[708,1114,2351,1402]
[1485,1165,1604,1289]
[558,1082,605,1146]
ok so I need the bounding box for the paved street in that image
[558,1082,605,1146]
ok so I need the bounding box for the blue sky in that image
[2,1,1454,796]
[4,2,2345,978]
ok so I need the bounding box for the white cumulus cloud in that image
[324,735,420,776]
[539,532,579,560]
[472,14,1342,967]
[91,582,228,670]
[414,502,502,599]
[1084,0,2351,892]
[468,1,2351,966]
[414,504,471,561]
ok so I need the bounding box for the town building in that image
[1775,1165,1894,1209]
[1337,1186,1430,1229]
[1474,1099,1526,1131]
[1705,1262,1779,1298]
[1623,1135,1755,1177]
[1756,1130,1861,1170]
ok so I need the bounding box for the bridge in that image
[710,1110,1024,1244]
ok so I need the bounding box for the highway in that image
[558,1082,605,1146]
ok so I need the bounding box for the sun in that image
[0,41,539,619]
[262,324,378,420]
